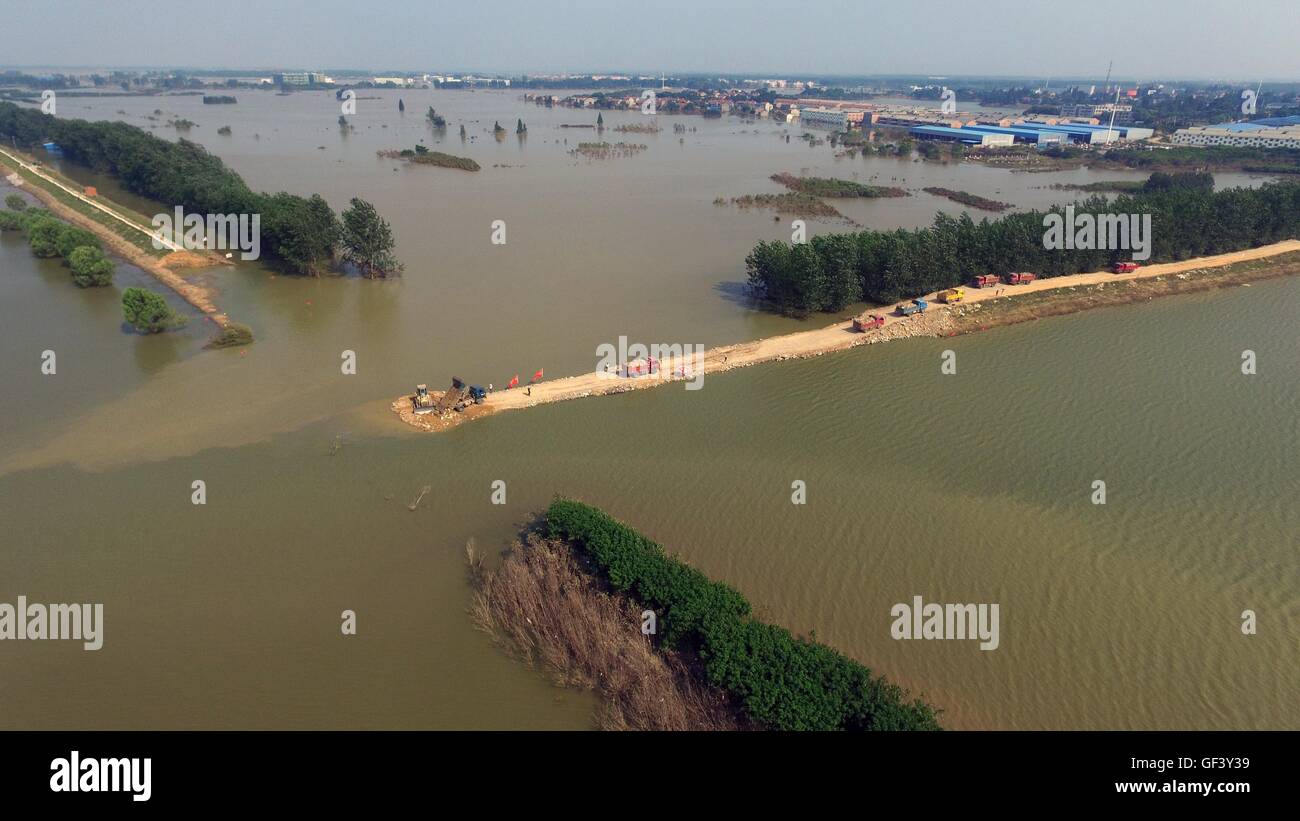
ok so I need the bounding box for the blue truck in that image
[897,298,928,316]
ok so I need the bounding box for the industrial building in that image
[909,118,1153,148]
[274,72,333,87]
[1060,122,1154,140]
[1170,116,1300,149]
[910,125,1014,147]
[959,124,1067,146]
[1019,121,1120,144]
[1062,103,1135,125]
[799,107,849,130]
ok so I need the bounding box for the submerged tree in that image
[426,106,445,128]
[340,197,402,278]
[398,98,405,113]
[68,246,115,287]
[516,118,527,134]
[122,287,186,332]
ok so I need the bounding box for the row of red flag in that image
[505,369,543,390]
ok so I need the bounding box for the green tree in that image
[5,193,26,211]
[27,216,63,257]
[55,224,101,259]
[122,287,186,332]
[0,210,21,231]
[67,245,115,287]
[258,192,340,275]
[340,197,401,278]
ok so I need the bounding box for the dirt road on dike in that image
[0,149,230,325]
[393,239,1300,432]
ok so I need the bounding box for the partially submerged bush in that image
[55,224,101,259]
[26,215,64,257]
[206,321,254,348]
[67,245,114,287]
[122,286,186,333]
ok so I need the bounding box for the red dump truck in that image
[970,274,1000,288]
[852,314,886,332]
[1006,272,1036,285]
[1113,261,1140,274]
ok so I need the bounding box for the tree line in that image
[745,174,1300,314]
[2,195,114,287]
[0,102,400,277]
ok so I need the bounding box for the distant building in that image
[274,72,333,87]
[799,107,848,130]
[909,125,1014,147]
[1063,103,1134,125]
[1171,117,1300,149]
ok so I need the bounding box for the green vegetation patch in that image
[771,172,906,198]
[122,286,186,333]
[206,321,254,348]
[922,187,1012,212]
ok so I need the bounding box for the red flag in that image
[507,374,519,389]
[531,369,544,383]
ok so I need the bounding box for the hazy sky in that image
[6,0,1299,80]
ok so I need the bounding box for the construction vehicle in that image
[1006,272,1037,285]
[970,274,999,288]
[852,314,886,332]
[897,298,928,316]
[411,384,436,414]
[429,377,467,414]
[1113,261,1140,274]
[938,287,965,304]
[450,383,490,413]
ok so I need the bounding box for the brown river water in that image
[0,88,1294,729]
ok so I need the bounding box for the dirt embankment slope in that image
[1,156,231,326]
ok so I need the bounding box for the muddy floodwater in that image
[1,88,1295,729]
